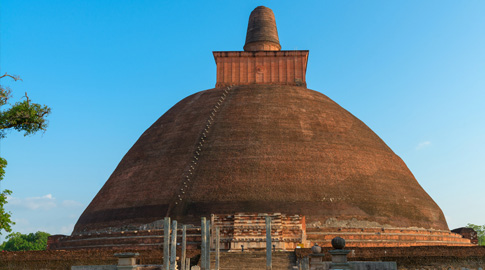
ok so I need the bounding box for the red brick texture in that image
[73,85,449,234]
[213,213,306,250]
[2,247,485,270]
[50,228,202,250]
[243,6,281,51]
[306,227,473,247]
[213,51,308,87]
[452,227,479,245]
[296,246,485,269]
[52,225,471,251]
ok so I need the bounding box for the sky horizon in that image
[0,1,484,240]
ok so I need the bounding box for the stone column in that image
[182,225,187,270]
[265,216,272,270]
[210,214,215,248]
[164,217,171,270]
[170,220,178,270]
[201,217,207,270]
[185,258,191,270]
[206,221,211,270]
[329,237,351,270]
[309,243,325,270]
[215,226,220,270]
[300,257,309,270]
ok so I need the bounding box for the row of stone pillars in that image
[163,216,275,270]
[162,217,222,270]
[162,216,218,270]
[163,217,188,270]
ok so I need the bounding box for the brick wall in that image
[212,213,305,250]
[2,246,485,270]
[213,50,309,87]
[296,246,485,270]
[53,215,472,250]
[50,228,202,250]
[306,227,473,247]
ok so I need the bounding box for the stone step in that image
[305,229,474,247]
[306,231,465,237]
[306,233,468,241]
[306,227,458,236]
[305,240,474,248]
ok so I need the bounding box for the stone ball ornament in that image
[311,243,322,254]
[331,236,346,249]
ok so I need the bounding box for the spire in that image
[244,6,281,51]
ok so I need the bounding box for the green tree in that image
[0,231,51,251]
[467,223,485,246]
[0,73,51,235]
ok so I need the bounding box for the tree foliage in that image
[0,188,13,235]
[0,73,51,235]
[0,231,50,251]
[0,73,51,138]
[467,223,485,246]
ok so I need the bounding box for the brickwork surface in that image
[74,85,449,234]
[50,228,202,250]
[52,222,471,250]
[211,251,296,270]
[213,51,309,87]
[452,227,479,245]
[243,6,281,52]
[0,249,201,270]
[213,213,305,250]
[2,247,485,270]
[306,227,473,247]
[296,246,485,269]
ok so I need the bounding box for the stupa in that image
[51,6,472,250]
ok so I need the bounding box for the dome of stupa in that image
[73,83,448,233]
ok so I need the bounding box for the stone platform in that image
[50,214,473,250]
[306,227,473,247]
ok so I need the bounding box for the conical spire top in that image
[244,6,281,51]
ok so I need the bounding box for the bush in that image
[1,231,51,251]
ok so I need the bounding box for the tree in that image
[0,73,51,235]
[0,231,51,251]
[467,223,485,246]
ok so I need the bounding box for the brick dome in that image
[73,84,448,233]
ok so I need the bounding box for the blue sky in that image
[0,1,484,239]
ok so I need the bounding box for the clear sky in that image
[0,1,484,239]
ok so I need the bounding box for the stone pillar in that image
[164,217,171,270]
[210,214,215,248]
[300,257,309,270]
[185,258,191,270]
[201,217,207,270]
[329,237,351,270]
[215,226,220,270]
[182,225,187,270]
[170,220,178,270]
[206,221,211,270]
[309,243,325,270]
[265,216,272,270]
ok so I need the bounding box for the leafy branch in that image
[0,73,51,235]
